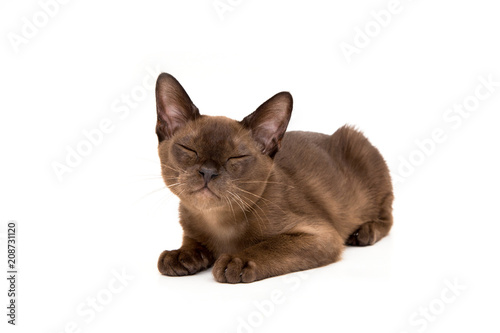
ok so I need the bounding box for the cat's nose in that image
[199,167,218,184]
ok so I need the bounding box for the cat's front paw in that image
[213,254,259,283]
[158,248,213,276]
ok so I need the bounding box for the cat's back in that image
[271,126,392,239]
[274,131,333,180]
[274,129,341,176]
[273,129,342,194]
[276,126,390,188]
[273,126,392,233]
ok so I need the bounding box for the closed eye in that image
[177,144,197,155]
[228,155,250,160]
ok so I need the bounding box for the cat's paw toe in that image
[213,254,258,283]
[158,248,213,276]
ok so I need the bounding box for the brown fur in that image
[155,73,393,283]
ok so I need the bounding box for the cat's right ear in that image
[155,73,200,142]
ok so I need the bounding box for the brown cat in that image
[155,73,393,283]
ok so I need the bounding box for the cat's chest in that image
[201,214,249,255]
[202,213,244,239]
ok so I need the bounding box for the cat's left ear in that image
[241,92,293,158]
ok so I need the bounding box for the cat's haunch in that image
[155,73,393,283]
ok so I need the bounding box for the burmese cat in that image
[155,73,393,283]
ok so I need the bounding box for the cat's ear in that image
[241,92,293,157]
[155,73,200,142]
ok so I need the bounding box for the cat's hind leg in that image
[346,193,393,246]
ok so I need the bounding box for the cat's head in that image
[155,73,292,211]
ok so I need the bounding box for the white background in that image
[1,0,499,332]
